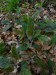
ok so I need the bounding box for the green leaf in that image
[47,59,54,68]
[20,61,32,75]
[3,24,12,32]
[16,7,22,14]
[7,0,19,11]
[35,2,43,8]
[20,14,29,33]
[33,43,40,50]
[38,35,50,44]
[26,16,34,39]
[38,20,56,32]
[33,29,41,39]
[34,57,48,69]
[0,43,6,55]
[45,21,56,32]
[18,43,28,51]
[11,46,19,60]
[0,56,12,69]
[32,9,42,19]
[1,20,10,25]
[21,14,35,39]
[51,35,56,45]
[38,21,48,29]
